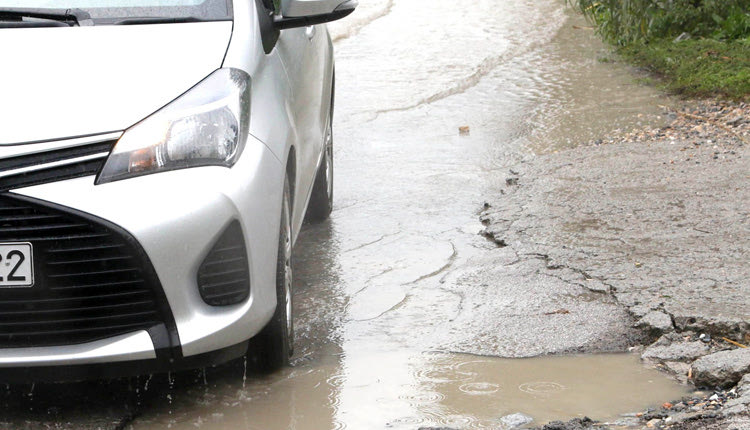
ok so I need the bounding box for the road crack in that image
[351,293,410,322]
[404,242,457,285]
[342,232,398,253]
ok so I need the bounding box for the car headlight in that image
[96,68,250,185]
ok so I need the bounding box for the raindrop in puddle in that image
[406,352,689,427]
[459,381,501,396]
[518,381,566,395]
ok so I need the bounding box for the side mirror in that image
[275,0,357,30]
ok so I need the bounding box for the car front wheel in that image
[247,173,293,371]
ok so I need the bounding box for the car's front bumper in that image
[0,340,248,383]
[0,135,284,373]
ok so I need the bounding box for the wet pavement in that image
[1,0,705,429]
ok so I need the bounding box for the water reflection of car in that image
[0,0,354,381]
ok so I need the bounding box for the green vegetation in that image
[568,0,750,98]
[621,39,750,97]
[568,0,750,45]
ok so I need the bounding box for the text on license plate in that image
[0,243,34,288]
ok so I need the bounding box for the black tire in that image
[247,174,293,372]
[305,106,334,222]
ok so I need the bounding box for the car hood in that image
[0,21,233,145]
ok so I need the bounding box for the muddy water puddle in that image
[0,353,690,429]
[414,353,688,427]
[121,352,687,429]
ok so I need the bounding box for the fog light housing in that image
[197,221,250,306]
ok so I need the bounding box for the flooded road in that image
[2,0,694,429]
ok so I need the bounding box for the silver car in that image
[0,0,354,381]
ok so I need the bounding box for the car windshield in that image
[0,0,231,23]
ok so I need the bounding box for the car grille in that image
[197,221,250,306]
[0,194,169,348]
[0,135,116,191]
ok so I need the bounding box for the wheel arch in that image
[286,145,297,215]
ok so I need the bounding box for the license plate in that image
[0,243,34,288]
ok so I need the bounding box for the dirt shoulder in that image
[481,101,749,427]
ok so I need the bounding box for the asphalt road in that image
[2,1,710,429]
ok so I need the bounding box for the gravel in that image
[533,417,597,430]
[595,100,750,148]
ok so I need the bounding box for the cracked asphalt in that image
[481,138,749,340]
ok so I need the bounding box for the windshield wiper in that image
[0,8,91,27]
[113,16,206,25]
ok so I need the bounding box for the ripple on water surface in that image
[518,381,567,395]
[403,352,688,428]
[458,382,501,396]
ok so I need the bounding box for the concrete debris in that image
[499,412,534,428]
[637,310,675,335]
[642,340,710,363]
[691,348,750,389]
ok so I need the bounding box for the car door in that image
[275,22,329,231]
